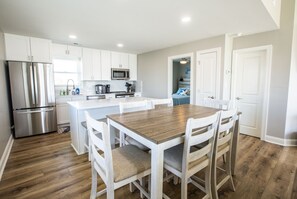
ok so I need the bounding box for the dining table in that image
[107,104,240,199]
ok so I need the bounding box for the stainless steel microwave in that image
[111,68,130,80]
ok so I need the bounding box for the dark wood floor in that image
[0,132,296,199]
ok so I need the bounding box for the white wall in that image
[138,35,225,100]
[261,0,282,27]
[0,31,12,159]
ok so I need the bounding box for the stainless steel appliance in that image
[115,93,135,98]
[7,61,57,138]
[86,95,106,100]
[95,84,106,94]
[111,68,130,80]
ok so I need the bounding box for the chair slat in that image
[217,133,232,147]
[189,129,214,147]
[188,143,212,163]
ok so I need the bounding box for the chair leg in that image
[106,185,115,199]
[226,151,236,191]
[205,165,212,199]
[140,178,145,198]
[211,158,219,199]
[129,182,136,192]
[181,178,188,199]
[90,166,97,199]
[120,131,125,146]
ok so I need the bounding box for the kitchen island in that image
[68,97,151,155]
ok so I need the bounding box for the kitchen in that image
[0,0,297,199]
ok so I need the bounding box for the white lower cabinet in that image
[56,104,70,125]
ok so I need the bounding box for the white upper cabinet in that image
[4,33,52,63]
[129,54,137,80]
[111,52,129,69]
[101,50,111,80]
[82,48,101,80]
[52,43,82,58]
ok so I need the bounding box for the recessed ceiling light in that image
[181,16,191,23]
[69,35,77,39]
[117,43,124,48]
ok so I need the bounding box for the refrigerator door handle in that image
[16,108,54,114]
[30,65,36,105]
[33,65,39,105]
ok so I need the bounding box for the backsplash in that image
[55,80,142,96]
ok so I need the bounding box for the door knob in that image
[208,96,215,99]
[236,97,242,100]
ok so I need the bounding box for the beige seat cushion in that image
[164,144,208,172]
[112,145,151,182]
[126,137,150,151]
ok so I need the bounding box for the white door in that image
[129,54,137,80]
[4,33,31,62]
[92,49,101,80]
[196,48,221,105]
[82,48,93,80]
[101,50,111,80]
[234,50,266,138]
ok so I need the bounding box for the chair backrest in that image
[216,109,237,148]
[152,98,173,108]
[85,112,114,185]
[182,111,221,174]
[119,100,154,114]
[203,98,232,110]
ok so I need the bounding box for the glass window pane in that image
[53,59,78,73]
[54,73,79,85]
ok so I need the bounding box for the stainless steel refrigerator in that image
[7,61,57,138]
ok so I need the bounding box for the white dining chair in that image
[86,112,151,199]
[119,100,154,150]
[163,111,221,199]
[152,98,173,108]
[203,98,232,110]
[211,109,237,199]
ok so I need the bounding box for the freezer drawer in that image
[13,107,57,138]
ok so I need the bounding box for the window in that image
[53,58,81,85]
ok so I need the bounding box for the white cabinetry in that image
[101,50,111,80]
[111,52,129,68]
[4,33,52,63]
[82,48,101,80]
[52,43,82,58]
[128,54,137,80]
[57,103,70,125]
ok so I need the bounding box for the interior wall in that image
[138,35,225,99]
[285,0,297,140]
[0,31,12,158]
[233,0,295,139]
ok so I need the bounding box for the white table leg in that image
[151,145,164,199]
[108,119,116,149]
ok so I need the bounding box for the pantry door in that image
[195,48,221,105]
[232,46,271,139]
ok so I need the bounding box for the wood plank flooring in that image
[0,132,296,199]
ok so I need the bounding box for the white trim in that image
[196,47,222,103]
[168,52,194,104]
[231,45,272,141]
[0,134,14,181]
[265,135,297,146]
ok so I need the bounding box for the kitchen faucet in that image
[66,79,75,95]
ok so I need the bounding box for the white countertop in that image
[67,97,151,110]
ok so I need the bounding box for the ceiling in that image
[0,0,278,54]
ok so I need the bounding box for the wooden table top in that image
[107,104,219,144]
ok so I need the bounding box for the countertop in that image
[67,97,151,110]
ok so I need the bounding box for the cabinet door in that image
[56,104,70,124]
[52,43,68,58]
[30,37,52,63]
[129,54,137,80]
[68,46,82,58]
[92,49,101,80]
[120,53,129,69]
[82,48,93,80]
[4,33,31,61]
[111,52,120,68]
[101,50,111,80]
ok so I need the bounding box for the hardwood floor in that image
[0,132,296,199]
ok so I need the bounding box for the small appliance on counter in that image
[95,84,110,94]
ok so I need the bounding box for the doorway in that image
[232,45,272,139]
[168,53,194,105]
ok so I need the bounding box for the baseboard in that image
[0,134,14,181]
[265,135,297,146]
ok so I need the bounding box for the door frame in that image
[231,45,272,140]
[168,53,194,104]
[196,47,221,104]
